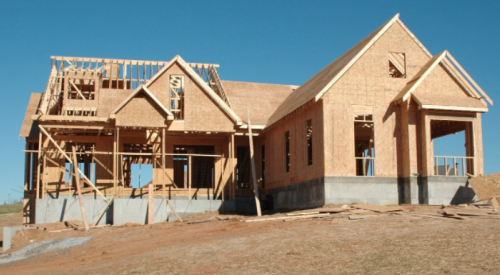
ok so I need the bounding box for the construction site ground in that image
[1,204,500,274]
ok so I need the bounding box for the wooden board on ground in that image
[442,208,490,216]
[351,204,403,213]
[318,208,350,213]
[468,173,500,201]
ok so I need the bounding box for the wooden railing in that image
[433,156,474,176]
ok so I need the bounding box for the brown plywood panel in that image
[115,94,167,127]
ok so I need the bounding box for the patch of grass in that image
[0,204,23,215]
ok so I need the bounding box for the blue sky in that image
[0,1,499,204]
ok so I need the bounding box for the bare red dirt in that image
[1,206,500,274]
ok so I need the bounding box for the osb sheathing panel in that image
[411,63,484,109]
[474,113,484,175]
[320,22,435,177]
[468,173,500,200]
[264,102,324,190]
[98,89,132,116]
[115,95,167,127]
[20,93,42,137]
[408,100,419,175]
[326,22,431,108]
[148,63,234,132]
[323,103,354,176]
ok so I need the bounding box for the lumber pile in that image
[241,203,499,223]
[468,173,500,210]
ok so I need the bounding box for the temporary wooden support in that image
[72,146,89,231]
[247,109,262,217]
[92,197,114,226]
[38,125,109,203]
[148,183,154,224]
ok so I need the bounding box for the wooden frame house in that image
[20,14,492,225]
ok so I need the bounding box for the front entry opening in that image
[431,120,474,176]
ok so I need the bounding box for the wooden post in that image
[162,128,166,199]
[247,109,262,217]
[113,128,118,196]
[72,146,89,231]
[148,183,154,224]
[36,132,42,199]
[188,155,192,201]
[230,134,235,200]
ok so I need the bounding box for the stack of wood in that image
[243,204,405,223]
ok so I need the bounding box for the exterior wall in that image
[269,178,325,211]
[97,88,132,116]
[263,101,324,191]
[322,22,431,177]
[115,95,168,127]
[148,63,235,132]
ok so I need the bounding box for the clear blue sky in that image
[0,1,498,204]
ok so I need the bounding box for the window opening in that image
[65,143,96,185]
[261,145,265,188]
[236,146,250,189]
[68,79,96,100]
[354,114,374,176]
[389,52,406,78]
[170,75,185,120]
[285,131,290,172]
[431,120,474,176]
[306,119,313,166]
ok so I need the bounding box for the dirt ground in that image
[1,205,499,274]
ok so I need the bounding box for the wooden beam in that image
[72,146,89,231]
[247,109,262,217]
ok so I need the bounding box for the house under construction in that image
[20,14,493,225]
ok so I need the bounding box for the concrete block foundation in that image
[325,177,399,205]
[422,176,475,205]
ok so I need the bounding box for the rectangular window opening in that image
[285,131,290,172]
[68,79,96,100]
[354,114,374,176]
[170,75,185,120]
[389,52,406,78]
[306,119,313,166]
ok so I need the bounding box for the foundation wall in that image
[268,178,325,211]
[324,177,399,205]
[35,196,114,225]
[422,176,475,205]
